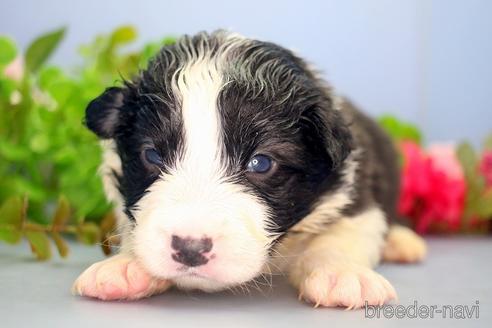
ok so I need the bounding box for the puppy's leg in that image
[288,207,396,309]
[382,225,427,263]
[72,253,172,301]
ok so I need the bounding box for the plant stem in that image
[1,222,78,235]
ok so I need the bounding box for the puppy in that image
[73,31,426,308]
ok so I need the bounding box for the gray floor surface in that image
[1,237,491,327]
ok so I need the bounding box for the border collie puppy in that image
[73,31,426,308]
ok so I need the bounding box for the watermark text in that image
[365,301,480,319]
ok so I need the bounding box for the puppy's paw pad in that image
[72,255,171,301]
[383,226,427,263]
[299,266,397,309]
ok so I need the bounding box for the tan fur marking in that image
[383,225,427,263]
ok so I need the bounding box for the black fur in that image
[85,31,398,237]
[85,87,125,139]
[216,42,353,231]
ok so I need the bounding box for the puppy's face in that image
[86,32,352,291]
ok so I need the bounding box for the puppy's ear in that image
[85,87,125,139]
[323,108,354,170]
[301,104,354,171]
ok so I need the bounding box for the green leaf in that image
[456,142,477,177]
[0,36,17,66]
[25,27,66,73]
[38,66,64,90]
[162,37,176,46]
[29,133,50,153]
[0,226,22,244]
[0,139,31,161]
[0,77,17,100]
[52,196,70,229]
[10,178,46,203]
[25,231,51,260]
[51,232,69,258]
[475,191,492,218]
[483,133,492,151]
[0,196,23,228]
[378,115,422,144]
[77,222,101,245]
[47,79,75,104]
[109,26,137,46]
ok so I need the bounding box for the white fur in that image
[130,56,274,291]
[173,55,224,174]
[99,140,122,205]
[99,140,135,250]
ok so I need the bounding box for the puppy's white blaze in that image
[131,53,273,291]
[174,59,224,175]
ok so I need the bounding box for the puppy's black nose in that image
[171,235,213,267]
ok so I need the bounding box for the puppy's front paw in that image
[72,254,171,301]
[298,265,397,309]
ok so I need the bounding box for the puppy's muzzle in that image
[171,235,213,267]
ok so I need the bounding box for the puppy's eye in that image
[247,155,273,173]
[144,148,162,166]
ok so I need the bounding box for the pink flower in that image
[427,143,464,181]
[3,56,24,81]
[398,141,466,234]
[480,151,492,187]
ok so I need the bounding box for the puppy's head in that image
[86,32,353,291]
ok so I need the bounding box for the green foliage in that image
[483,134,492,151]
[0,36,17,66]
[0,26,175,259]
[457,141,492,221]
[25,28,66,73]
[0,196,24,244]
[26,230,52,260]
[378,115,422,144]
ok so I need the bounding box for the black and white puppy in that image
[73,31,426,308]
